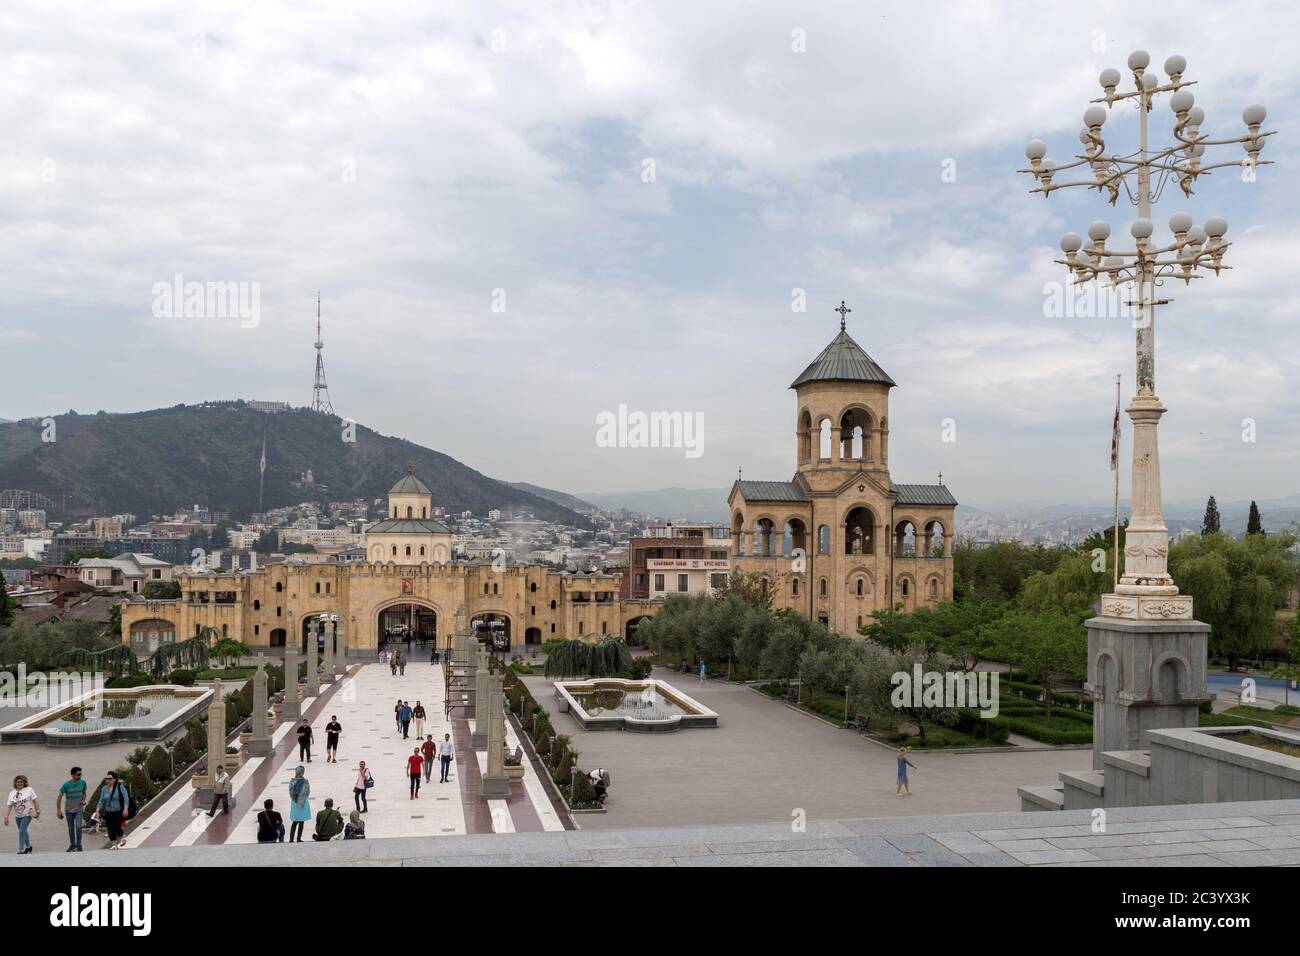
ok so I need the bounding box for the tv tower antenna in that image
[311,293,335,414]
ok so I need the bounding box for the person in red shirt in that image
[407,748,424,799]
[420,735,437,784]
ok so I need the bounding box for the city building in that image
[621,523,731,599]
[728,314,957,633]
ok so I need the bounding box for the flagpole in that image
[1113,373,1121,589]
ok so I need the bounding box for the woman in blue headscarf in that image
[288,765,311,842]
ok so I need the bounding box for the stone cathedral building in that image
[728,307,956,634]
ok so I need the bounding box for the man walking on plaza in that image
[412,700,426,739]
[399,701,412,739]
[325,715,342,763]
[297,719,314,762]
[56,766,88,852]
[407,747,424,799]
[206,764,232,816]
[438,732,454,783]
[420,735,436,783]
[394,699,403,729]
[397,652,406,676]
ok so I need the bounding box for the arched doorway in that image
[269,627,287,648]
[470,611,512,650]
[377,602,439,647]
[300,613,342,654]
[624,615,654,645]
[524,626,542,646]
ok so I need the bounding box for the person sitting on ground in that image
[256,798,284,844]
[312,797,344,841]
[343,809,365,840]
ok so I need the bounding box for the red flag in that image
[1110,397,1120,471]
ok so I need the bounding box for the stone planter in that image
[505,765,525,781]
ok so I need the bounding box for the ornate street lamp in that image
[1018,50,1274,620]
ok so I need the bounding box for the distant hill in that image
[0,403,591,526]
[502,482,598,513]
[575,486,731,522]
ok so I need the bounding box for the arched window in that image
[391,546,397,556]
[929,578,938,597]
[253,599,261,610]
[856,579,864,597]
[818,418,833,458]
[839,408,870,460]
[792,579,800,597]
[406,506,413,518]
[530,582,537,593]
[422,507,427,518]
[845,507,874,556]
[550,600,557,610]
[275,582,283,593]
[392,507,397,518]
[493,582,498,595]
[419,546,426,556]
[798,410,813,463]
[901,579,909,597]
[819,578,828,598]
[818,525,830,555]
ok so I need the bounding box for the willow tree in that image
[148,636,210,678]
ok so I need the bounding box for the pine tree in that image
[1247,501,1263,535]
[1201,495,1221,536]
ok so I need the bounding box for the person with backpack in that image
[287,766,311,842]
[96,771,130,848]
[255,798,284,843]
[4,774,40,855]
[353,760,373,813]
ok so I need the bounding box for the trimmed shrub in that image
[628,658,654,680]
[144,745,172,782]
[570,766,599,807]
[168,669,197,686]
[172,735,197,767]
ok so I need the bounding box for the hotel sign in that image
[646,559,730,570]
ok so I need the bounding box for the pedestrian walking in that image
[96,771,131,848]
[896,747,917,796]
[344,809,365,840]
[206,764,232,816]
[407,747,424,799]
[353,761,373,813]
[399,701,412,739]
[325,715,342,762]
[398,652,406,676]
[420,735,436,783]
[288,766,311,842]
[56,767,88,853]
[699,659,706,684]
[256,799,284,843]
[438,733,454,783]
[393,699,403,729]
[4,775,39,855]
[297,720,314,762]
[413,701,426,739]
[390,654,398,676]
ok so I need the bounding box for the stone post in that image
[197,678,227,802]
[464,641,479,722]
[306,628,320,698]
[321,620,335,685]
[480,668,509,799]
[333,613,346,675]
[472,647,490,748]
[282,637,301,720]
[247,662,273,756]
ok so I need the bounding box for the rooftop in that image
[790,326,896,389]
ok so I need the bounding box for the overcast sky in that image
[3,1,1297,509]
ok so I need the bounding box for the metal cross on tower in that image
[834,300,851,331]
[311,293,335,415]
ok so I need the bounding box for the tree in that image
[983,609,1088,717]
[1247,501,1263,535]
[0,576,12,628]
[1170,532,1296,671]
[66,548,111,562]
[886,643,962,740]
[212,638,249,668]
[142,580,181,600]
[714,568,773,611]
[1201,495,1221,535]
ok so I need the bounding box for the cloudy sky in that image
[3,1,1297,509]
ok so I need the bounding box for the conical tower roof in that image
[790,327,895,389]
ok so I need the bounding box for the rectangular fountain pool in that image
[554,678,718,732]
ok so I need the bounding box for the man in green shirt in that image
[56,767,88,852]
[311,797,344,841]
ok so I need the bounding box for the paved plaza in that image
[522,669,1094,828]
[122,651,561,851]
[11,798,1300,867]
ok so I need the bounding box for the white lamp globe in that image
[1025,139,1047,161]
[1088,220,1111,242]
[1168,212,1193,234]
[1060,233,1083,253]
[1188,107,1205,127]
[1128,50,1150,71]
[1084,105,1107,129]
[1099,67,1121,90]
[1164,55,1186,77]
[1186,225,1206,245]
[1242,104,1267,126]
[1170,90,1195,114]
[1142,73,1158,91]
[1203,216,1228,238]
[1130,218,1154,240]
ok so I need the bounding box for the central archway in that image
[373,598,441,649]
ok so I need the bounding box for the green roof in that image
[894,484,957,507]
[366,517,450,534]
[389,472,432,496]
[733,480,808,503]
[790,329,896,388]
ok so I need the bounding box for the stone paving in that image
[522,670,1094,828]
[9,798,1300,867]
[125,653,561,850]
